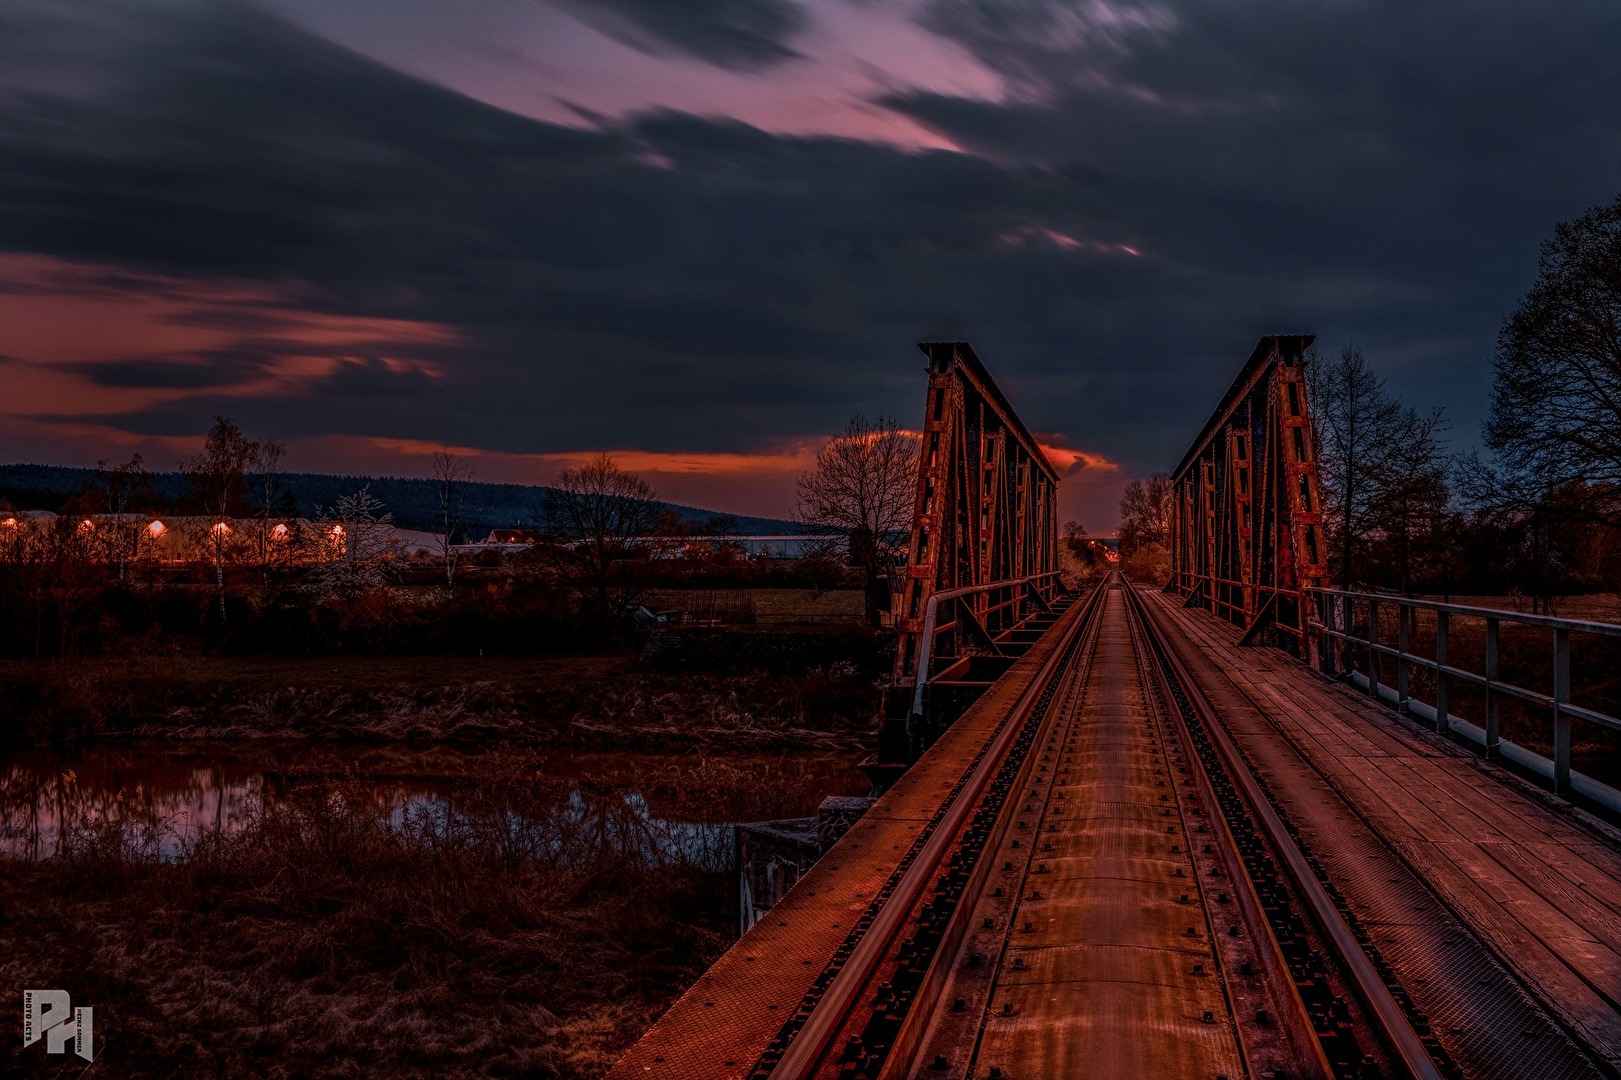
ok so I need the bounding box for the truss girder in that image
[894,342,1060,685]
[1170,335,1327,654]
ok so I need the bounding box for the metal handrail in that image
[1306,587,1621,812]
[909,571,1064,720]
[1309,587,1621,638]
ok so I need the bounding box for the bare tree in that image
[247,438,290,604]
[795,415,918,627]
[6,503,108,657]
[1368,416,1451,595]
[1479,193,1621,530]
[181,416,257,623]
[94,453,156,582]
[1117,473,1172,557]
[433,449,474,596]
[542,454,662,631]
[1308,347,1447,590]
[308,487,395,603]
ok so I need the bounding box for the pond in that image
[0,742,872,866]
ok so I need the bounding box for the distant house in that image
[485,528,540,546]
[444,528,539,556]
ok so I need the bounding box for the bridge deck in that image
[608,597,1092,1080]
[1143,586,1621,1072]
[613,585,1621,1078]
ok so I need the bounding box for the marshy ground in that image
[1,600,886,1077]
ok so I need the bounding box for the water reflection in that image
[0,744,868,864]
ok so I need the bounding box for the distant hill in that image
[0,463,801,540]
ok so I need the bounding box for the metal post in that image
[1434,609,1449,734]
[1484,617,1500,758]
[1319,592,1336,677]
[1397,603,1410,709]
[1342,593,1355,678]
[1553,626,1571,794]
[1366,599,1380,700]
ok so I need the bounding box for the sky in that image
[2,0,1619,530]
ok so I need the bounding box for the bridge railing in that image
[1307,588,1621,814]
[907,570,1065,721]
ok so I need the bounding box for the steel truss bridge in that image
[610,338,1621,1080]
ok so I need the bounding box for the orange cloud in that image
[357,436,822,478]
[0,254,461,422]
[1036,438,1122,477]
[286,435,831,518]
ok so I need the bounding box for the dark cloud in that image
[2,0,1620,515]
[316,357,441,400]
[550,0,809,71]
[64,353,270,390]
[895,0,1621,442]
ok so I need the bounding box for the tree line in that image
[1116,193,1621,607]
[0,413,909,658]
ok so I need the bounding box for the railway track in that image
[748,573,1610,1080]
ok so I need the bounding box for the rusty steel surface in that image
[894,342,1061,691]
[606,596,1092,1080]
[1169,335,1328,655]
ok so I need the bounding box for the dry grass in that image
[0,765,741,1078]
[643,588,865,623]
[0,653,881,750]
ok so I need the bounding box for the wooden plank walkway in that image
[1142,587,1621,1068]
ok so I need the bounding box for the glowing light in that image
[273,523,289,538]
[78,518,95,532]
[330,525,344,536]
[1,517,16,528]
[212,521,231,535]
[147,520,166,536]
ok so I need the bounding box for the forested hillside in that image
[0,463,798,539]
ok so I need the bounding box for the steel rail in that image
[1125,582,1445,1080]
[769,578,1103,1078]
[1122,583,1336,1080]
[907,570,1064,721]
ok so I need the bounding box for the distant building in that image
[484,528,540,546]
[637,534,843,560]
[0,511,445,564]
